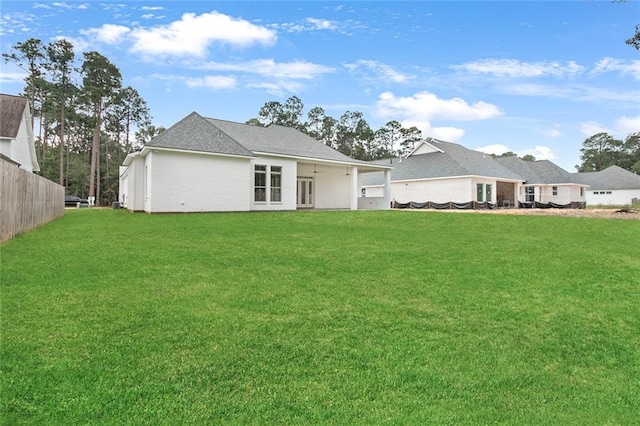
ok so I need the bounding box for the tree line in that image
[3,38,163,205]
[577,132,640,173]
[245,96,423,161]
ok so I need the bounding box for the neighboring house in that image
[495,156,587,208]
[0,94,40,173]
[361,139,587,209]
[571,165,640,206]
[119,112,392,213]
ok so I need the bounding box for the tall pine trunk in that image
[59,104,65,185]
[89,103,102,206]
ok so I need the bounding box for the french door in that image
[297,178,314,208]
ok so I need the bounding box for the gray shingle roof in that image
[0,94,27,139]
[361,139,523,185]
[206,117,365,163]
[147,112,254,157]
[145,112,375,165]
[571,165,640,190]
[494,156,573,184]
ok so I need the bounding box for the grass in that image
[1,209,639,424]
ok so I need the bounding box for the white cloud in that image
[246,80,305,97]
[128,11,277,58]
[141,6,164,11]
[518,146,557,161]
[374,91,501,142]
[579,116,639,139]
[500,82,640,103]
[198,59,334,80]
[306,18,337,31]
[345,60,409,84]
[614,115,640,136]
[50,2,89,9]
[475,144,557,160]
[80,24,130,44]
[53,35,89,52]
[543,128,563,138]
[273,17,365,35]
[431,126,465,142]
[185,75,237,90]
[375,91,503,122]
[401,120,465,141]
[0,70,27,85]
[476,144,511,156]
[592,57,640,80]
[0,12,36,36]
[451,59,584,78]
[579,121,610,136]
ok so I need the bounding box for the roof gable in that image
[147,112,254,157]
[407,139,444,156]
[0,94,27,139]
[206,118,363,163]
[361,138,524,185]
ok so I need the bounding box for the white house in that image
[361,139,587,209]
[119,112,392,213]
[571,166,640,206]
[0,94,40,173]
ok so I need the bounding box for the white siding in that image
[0,139,11,157]
[6,111,37,172]
[297,163,352,209]
[250,156,297,211]
[391,177,476,204]
[146,149,251,213]
[363,186,384,198]
[587,189,640,206]
[118,166,128,205]
[519,184,586,205]
[123,155,145,211]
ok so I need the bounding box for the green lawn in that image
[1,209,639,424]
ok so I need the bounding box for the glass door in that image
[297,178,314,208]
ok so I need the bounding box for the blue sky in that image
[1,1,639,171]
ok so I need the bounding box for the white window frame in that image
[254,165,267,202]
[270,166,282,203]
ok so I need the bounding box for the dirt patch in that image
[398,208,640,220]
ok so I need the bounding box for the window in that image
[270,166,282,202]
[486,184,492,202]
[580,187,584,197]
[552,186,558,196]
[477,183,484,202]
[606,191,612,194]
[254,165,266,202]
[525,187,535,203]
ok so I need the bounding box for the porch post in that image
[383,169,391,209]
[350,166,358,210]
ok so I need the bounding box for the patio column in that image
[383,169,391,209]
[350,166,358,210]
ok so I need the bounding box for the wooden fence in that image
[1,157,65,243]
